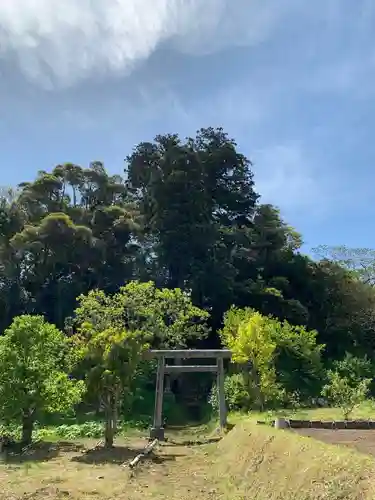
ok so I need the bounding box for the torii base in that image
[150,427,165,441]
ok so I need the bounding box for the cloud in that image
[0,0,302,89]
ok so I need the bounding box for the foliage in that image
[321,371,371,420]
[332,353,375,386]
[0,315,85,444]
[313,245,375,285]
[1,127,375,425]
[209,373,253,413]
[74,280,210,348]
[72,325,148,447]
[272,319,325,399]
[220,309,281,410]
[220,307,325,408]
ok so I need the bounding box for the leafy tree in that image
[0,162,141,330]
[74,280,210,348]
[303,260,375,359]
[231,204,308,327]
[220,307,324,408]
[10,213,95,327]
[272,320,325,400]
[322,371,371,420]
[72,281,210,428]
[220,309,281,410]
[0,315,84,445]
[2,128,375,424]
[126,127,259,323]
[72,326,147,447]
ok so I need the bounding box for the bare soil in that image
[294,428,375,457]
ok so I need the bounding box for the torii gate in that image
[146,349,232,440]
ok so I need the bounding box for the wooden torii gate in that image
[147,349,232,440]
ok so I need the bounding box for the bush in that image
[321,370,371,420]
[209,374,253,413]
[332,353,375,386]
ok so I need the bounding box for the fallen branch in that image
[128,439,158,469]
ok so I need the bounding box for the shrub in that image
[321,370,371,420]
[209,374,253,413]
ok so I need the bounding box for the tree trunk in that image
[104,418,114,448]
[252,368,264,412]
[104,394,115,448]
[21,410,34,447]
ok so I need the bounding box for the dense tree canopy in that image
[1,126,375,371]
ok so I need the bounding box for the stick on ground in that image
[128,439,158,468]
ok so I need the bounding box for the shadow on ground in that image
[1,441,84,464]
[72,445,140,465]
[165,437,222,446]
[165,422,235,447]
[71,445,181,466]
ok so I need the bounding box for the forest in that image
[1,127,375,448]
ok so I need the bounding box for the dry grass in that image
[0,430,221,500]
[213,421,375,499]
[2,418,375,499]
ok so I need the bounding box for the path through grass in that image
[2,405,375,499]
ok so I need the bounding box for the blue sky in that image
[1,0,375,253]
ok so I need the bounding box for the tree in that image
[220,309,280,410]
[313,245,375,285]
[0,315,84,445]
[332,353,375,385]
[0,187,27,332]
[231,204,308,327]
[0,162,141,330]
[2,128,375,398]
[125,128,259,322]
[74,281,210,349]
[272,318,325,400]
[9,213,96,327]
[72,326,147,447]
[303,260,375,359]
[220,307,324,408]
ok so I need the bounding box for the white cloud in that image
[0,0,373,93]
[0,0,303,88]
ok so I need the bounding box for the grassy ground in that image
[2,405,375,500]
[247,399,375,423]
[215,419,375,500]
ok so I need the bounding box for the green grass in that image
[242,399,375,424]
[2,400,375,445]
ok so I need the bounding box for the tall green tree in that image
[126,128,259,324]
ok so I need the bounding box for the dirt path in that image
[294,428,375,457]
